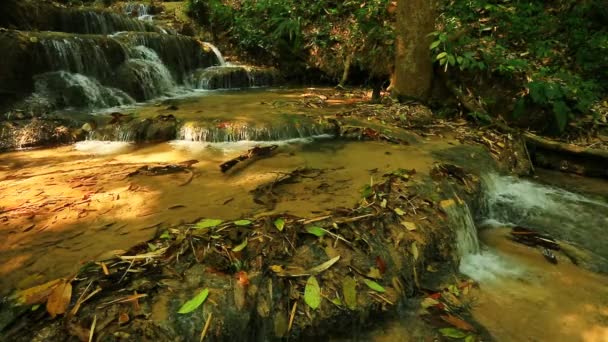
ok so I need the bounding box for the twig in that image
[288,302,297,333]
[88,315,97,342]
[200,312,213,342]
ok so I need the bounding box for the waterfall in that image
[22,33,220,108]
[117,46,177,100]
[38,37,126,81]
[188,66,281,90]
[33,71,135,109]
[123,3,154,22]
[203,43,226,66]
[441,198,480,257]
[59,10,159,34]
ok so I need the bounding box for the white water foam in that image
[169,134,333,154]
[74,141,134,155]
[459,248,525,282]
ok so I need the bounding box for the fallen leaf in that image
[367,267,382,279]
[394,208,405,216]
[304,276,321,309]
[195,219,223,229]
[411,242,419,261]
[178,289,209,314]
[274,218,285,231]
[380,199,387,208]
[439,199,456,210]
[234,220,252,226]
[441,314,476,332]
[420,297,440,309]
[235,271,249,287]
[46,280,72,318]
[308,256,340,274]
[232,239,248,252]
[342,277,357,310]
[14,279,62,305]
[305,226,326,237]
[439,327,468,339]
[375,256,387,274]
[401,221,417,231]
[118,312,130,325]
[363,279,386,293]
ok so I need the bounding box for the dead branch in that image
[220,145,278,173]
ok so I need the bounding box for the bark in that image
[392,0,435,101]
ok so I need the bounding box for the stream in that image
[1,2,608,340]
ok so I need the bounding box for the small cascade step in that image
[0,1,160,34]
[189,66,282,90]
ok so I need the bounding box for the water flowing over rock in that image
[479,173,608,270]
[116,46,177,101]
[34,71,135,109]
[0,1,160,34]
[178,120,332,142]
[189,66,282,90]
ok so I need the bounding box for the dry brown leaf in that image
[118,312,130,325]
[46,280,72,318]
[441,314,476,332]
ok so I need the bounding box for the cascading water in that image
[203,43,226,66]
[458,173,608,280]
[33,71,135,109]
[479,173,608,265]
[123,3,153,21]
[177,120,333,143]
[188,66,281,90]
[117,46,177,100]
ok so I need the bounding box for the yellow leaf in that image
[46,280,72,318]
[14,279,63,305]
[411,242,419,261]
[440,199,456,210]
[401,221,417,231]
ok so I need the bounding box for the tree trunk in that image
[392,0,434,101]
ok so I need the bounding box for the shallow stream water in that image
[2,88,608,341]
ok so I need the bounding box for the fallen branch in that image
[220,145,278,173]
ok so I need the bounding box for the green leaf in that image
[147,243,157,252]
[234,219,252,226]
[274,218,285,231]
[232,239,248,252]
[411,242,419,261]
[436,52,448,60]
[439,328,468,339]
[195,219,223,230]
[447,55,456,66]
[342,276,357,310]
[159,231,171,239]
[394,208,405,216]
[553,101,570,132]
[361,184,373,198]
[363,279,386,293]
[304,276,321,309]
[178,288,209,314]
[430,40,441,50]
[305,226,326,237]
[464,335,476,342]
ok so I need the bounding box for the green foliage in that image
[432,0,607,133]
[186,0,394,80]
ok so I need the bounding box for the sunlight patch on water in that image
[74,140,135,155]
